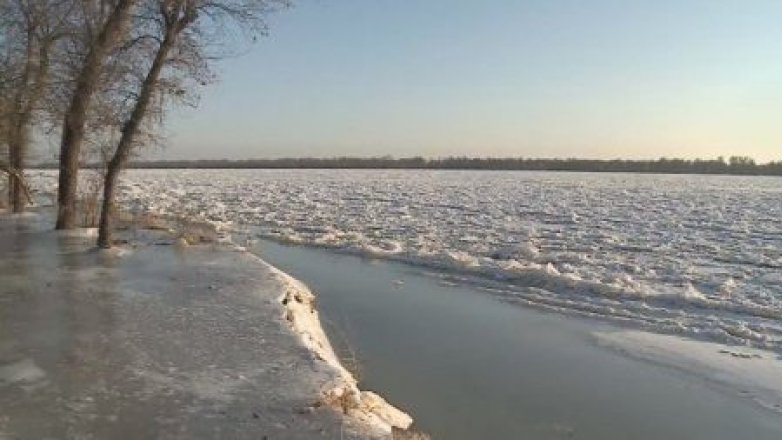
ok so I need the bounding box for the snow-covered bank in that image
[0,211,413,439]
[243,248,413,432]
[596,330,782,414]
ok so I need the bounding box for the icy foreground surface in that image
[29,169,782,351]
[0,212,402,439]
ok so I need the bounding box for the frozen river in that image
[29,169,782,351]
[256,239,782,439]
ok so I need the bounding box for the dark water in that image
[255,240,782,440]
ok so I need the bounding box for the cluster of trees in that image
[125,156,782,175]
[1,0,288,247]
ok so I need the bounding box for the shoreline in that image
[27,163,782,178]
[237,245,414,433]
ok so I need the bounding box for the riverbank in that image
[257,239,782,439]
[0,211,413,439]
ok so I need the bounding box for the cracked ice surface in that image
[27,169,782,351]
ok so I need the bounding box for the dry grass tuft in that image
[317,386,360,415]
[112,210,220,245]
[77,170,104,227]
[124,212,171,231]
[323,316,364,383]
[392,427,432,440]
[337,336,363,384]
[175,218,219,245]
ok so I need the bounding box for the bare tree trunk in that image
[97,162,119,247]
[56,0,136,230]
[0,161,32,205]
[7,72,40,212]
[6,28,35,213]
[97,27,178,248]
[8,135,25,212]
[7,109,30,213]
[7,147,16,209]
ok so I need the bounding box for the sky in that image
[158,0,782,161]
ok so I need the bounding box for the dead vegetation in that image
[0,179,6,210]
[0,161,33,208]
[174,218,220,245]
[76,170,105,227]
[326,317,364,384]
[392,427,432,440]
[104,209,220,246]
[317,384,361,416]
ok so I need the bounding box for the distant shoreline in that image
[32,156,782,176]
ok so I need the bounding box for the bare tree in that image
[0,95,7,173]
[55,0,138,229]
[1,13,12,201]
[0,0,68,211]
[96,0,288,247]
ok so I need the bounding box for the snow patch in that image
[0,359,46,385]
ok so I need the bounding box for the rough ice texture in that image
[0,212,408,439]
[27,169,782,352]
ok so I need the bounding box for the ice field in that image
[29,169,782,351]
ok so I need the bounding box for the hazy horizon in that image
[153,0,782,162]
[135,153,780,163]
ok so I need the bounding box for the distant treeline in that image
[34,156,782,176]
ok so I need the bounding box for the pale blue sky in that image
[160,0,782,161]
